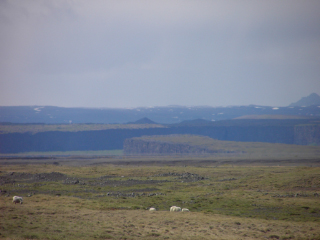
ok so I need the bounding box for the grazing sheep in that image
[175,207,181,212]
[12,196,23,204]
[170,206,181,212]
[182,208,190,212]
[149,207,156,211]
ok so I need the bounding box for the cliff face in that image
[294,125,320,145]
[124,139,209,155]
[0,128,169,153]
[123,137,236,155]
[1,120,319,153]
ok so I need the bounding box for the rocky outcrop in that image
[124,139,204,155]
[123,136,236,155]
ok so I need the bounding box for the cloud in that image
[1,0,320,107]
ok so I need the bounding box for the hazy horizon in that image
[1,0,320,108]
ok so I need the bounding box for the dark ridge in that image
[128,117,157,124]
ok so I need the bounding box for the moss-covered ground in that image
[1,163,320,239]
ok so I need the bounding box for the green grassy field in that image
[1,162,320,239]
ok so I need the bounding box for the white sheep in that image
[175,207,181,212]
[149,207,156,211]
[12,196,23,204]
[182,208,190,212]
[170,206,181,212]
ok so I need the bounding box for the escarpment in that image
[123,135,238,155]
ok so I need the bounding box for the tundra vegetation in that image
[1,157,320,239]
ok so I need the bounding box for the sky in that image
[1,0,320,108]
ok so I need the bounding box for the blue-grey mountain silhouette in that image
[128,117,157,124]
[289,93,320,107]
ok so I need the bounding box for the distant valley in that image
[1,94,320,154]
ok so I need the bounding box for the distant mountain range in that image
[0,94,319,124]
[289,93,320,107]
[0,105,319,124]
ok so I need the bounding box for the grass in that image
[2,203,320,240]
[1,162,320,239]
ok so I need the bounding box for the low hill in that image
[127,117,157,124]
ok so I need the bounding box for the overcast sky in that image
[1,0,320,108]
